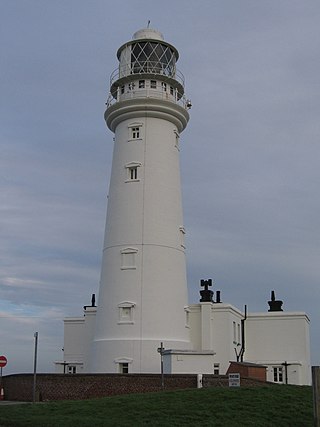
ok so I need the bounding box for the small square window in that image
[150,80,157,89]
[68,366,76,374]
[119,363,129,374]
[139,80,145,88]
[214,363,220,375]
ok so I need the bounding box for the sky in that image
[1,0,319,374]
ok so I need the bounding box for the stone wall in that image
[2,373,269,402]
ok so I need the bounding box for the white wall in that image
[163,351,216,374]
[245,312,311,385]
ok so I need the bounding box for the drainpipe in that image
[240,305,247,362]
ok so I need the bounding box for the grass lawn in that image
[0,385,313,427]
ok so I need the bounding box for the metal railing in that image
[105,86,189,109]
[109,62,185,88]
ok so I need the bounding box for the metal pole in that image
[33,332,38,403]
[157,342,164,390]
[160,342,164,390]
[312,366,320,427]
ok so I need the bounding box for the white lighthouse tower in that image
[91,28,191,373]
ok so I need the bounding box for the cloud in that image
[1,0,319,373]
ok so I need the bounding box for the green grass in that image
[0,385,313,427]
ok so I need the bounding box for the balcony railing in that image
[105,85,189,109]
[109,62,185,88]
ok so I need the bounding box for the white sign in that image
[229,373,240,387]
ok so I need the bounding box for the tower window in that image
[115,357,133,373]
[119,363,129,374]
[125,162,141,182]
[68,366,77,374]
[118,301,136,324]
[131,127,140,139]
[129,167,137,180]
[170,86,174,95]
[161,82,167,91]
[120,247,138,269]
[121,85,125,94]
[128,122,143,141]
[139,80,145,88]
[120,307,131,320]
[150,80,157,89]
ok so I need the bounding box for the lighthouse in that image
[91,28,191,373]
[56,28,311,386]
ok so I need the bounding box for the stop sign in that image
[0,356,7,368]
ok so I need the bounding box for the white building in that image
[55,287,311,385]
[55,28,311,385]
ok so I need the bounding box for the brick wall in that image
[227,362,267,382]
[2,373,268,402]
[2,374,196,401]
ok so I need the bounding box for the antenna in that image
[147,20,151,28]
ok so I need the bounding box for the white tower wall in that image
[91,29,191,373]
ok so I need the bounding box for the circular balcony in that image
[110,62,185,88]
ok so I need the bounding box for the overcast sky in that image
[1,0,319,374]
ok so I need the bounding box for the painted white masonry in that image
[91,28,191,373]
[57,299,311,384]
[245,312,311,384]
[55,28,311,385]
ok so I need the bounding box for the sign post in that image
[157,342,165,390]
[229,373,241,388]
[0,355,7,400]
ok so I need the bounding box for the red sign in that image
[0,356,7,368]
